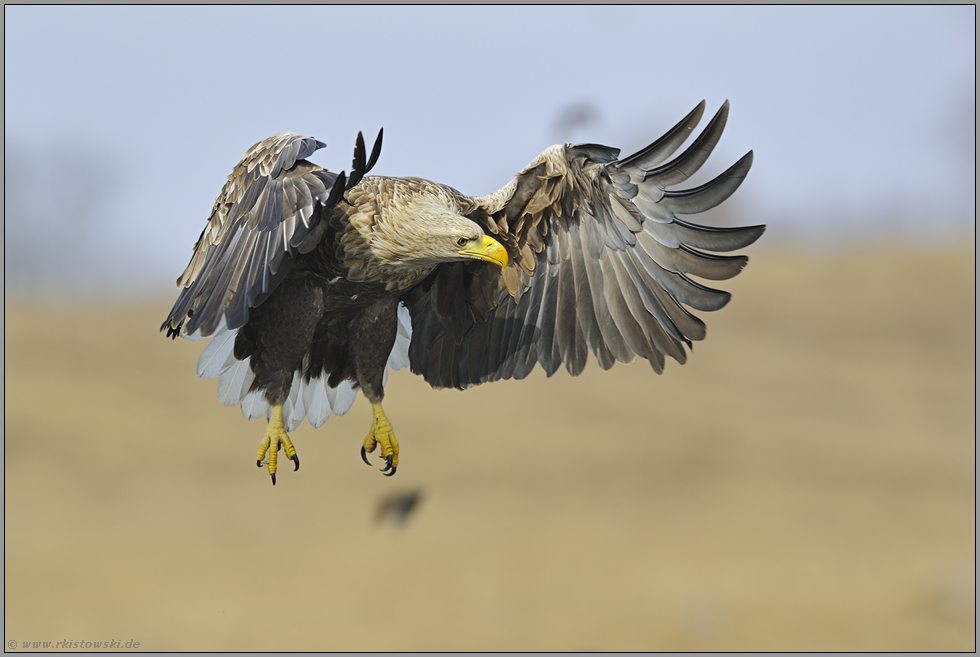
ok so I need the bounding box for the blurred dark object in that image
[551,100,600,141]
[375,489,424,528]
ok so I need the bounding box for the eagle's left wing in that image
[404,101,764,389]
[161,130,382,339]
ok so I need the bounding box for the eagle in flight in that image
[162,101,763,484]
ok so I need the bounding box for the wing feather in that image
[568,222,616,371]
[660,151,754,215]
[617,101,706,173]
[641,101,729,187]
[402,102,763,389]
[599,252,652,362]
[555,246,587,376]
[161,133,347,339]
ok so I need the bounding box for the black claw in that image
[292,454,300,471]
[381,454,393,472]
[361,446,372,466]
[271,473,276,486]
[257,460,262,468]
[383,466,397,477]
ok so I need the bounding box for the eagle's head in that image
[405,200,509,269]
[360,196,509,271]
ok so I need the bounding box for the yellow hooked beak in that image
[458,234,509,270]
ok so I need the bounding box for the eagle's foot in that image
[361,403,399,476]
[256,405,299,486]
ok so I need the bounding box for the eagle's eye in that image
[455,237,469,248]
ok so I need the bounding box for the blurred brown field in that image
[4,245,975,651]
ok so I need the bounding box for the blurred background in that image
[4,6,975,651]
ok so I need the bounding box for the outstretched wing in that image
[404,101,764,389]
[161,130,382,338]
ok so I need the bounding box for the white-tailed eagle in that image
[162,101,763,483]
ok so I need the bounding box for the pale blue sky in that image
[4,6,975,293]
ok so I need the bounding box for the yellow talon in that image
[256,405,299,485]
[362,403,399,475]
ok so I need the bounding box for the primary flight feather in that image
[162,101,764,483]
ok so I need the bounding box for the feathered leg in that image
[239,275,323,485]
[351,299,401,476]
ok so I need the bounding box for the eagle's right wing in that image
[161,130,382,338]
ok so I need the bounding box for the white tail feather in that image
[241,389,270,421]
[303,376,333,428]
[198,328,238,378]
[281,371,306,432]
[388,303,412,371]
[326,379,357,416]
[217,356,254,406]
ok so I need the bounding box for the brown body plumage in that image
[162,101,764,480]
